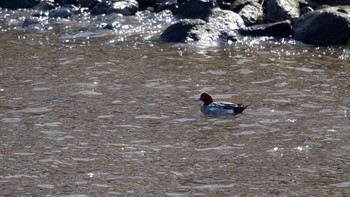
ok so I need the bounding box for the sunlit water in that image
[1,8,350,196]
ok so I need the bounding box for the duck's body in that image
[199,92,248,115]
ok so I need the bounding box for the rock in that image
[325,0,350,5]
[107,0,139,15]
[34,1,56,11]
[293,7,350,45]
[239,20,292,37]
[155,0,177,12]
[49,7,72,18]
[206,8,245,30]
[160,8,244,43]
[77,0,96,7]
[22,18,40,28]
[265,0,300,22]
[0,0,40,9]
[172,0,217,19]
[237,2,263,25]
[90,1,111,15]
[160,19,207,42]
[54,0,78,6]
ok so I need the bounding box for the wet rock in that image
[34,1,56,11]
[155,0,177,12]
[0,0,40,9]
[172,0,217,19]
[90,1,111,15]
[207,8,245,30]
[160,8,244,43]
[239,20,292,37]
[49,7,72,18]
[325,0,350,5]
[107,0,139,15]
[293,7,350,45]
[237,2,262,25]
[77,0,96,7]
[230,0,259,12]
[55,0,78,6]
[160,19,207,42]
[265,0,300,22]
[22,18,40,28]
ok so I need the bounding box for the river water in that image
[1,8,350,196]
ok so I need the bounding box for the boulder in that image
[172,0,217,19]
[107,0,139,15]
[54,0,78,6]
[160,8,244,43]
[237,2,263,25]
[265,0,300,22]
[239,20,292,37]
[0,0,40,9]
[293,7,350,45]
[160,19,206,42]
[22,18,40,28]
[34,1,56,11]
[155,0,177,12]
[90,1,111,15]
[49,7,72,18]
[206,8,245,30]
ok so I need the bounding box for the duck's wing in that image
[218,102,249,113]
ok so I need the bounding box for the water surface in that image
[1,8,350,196]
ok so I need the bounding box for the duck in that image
[198,91,248,115]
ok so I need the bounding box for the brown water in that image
[1,8,350,196]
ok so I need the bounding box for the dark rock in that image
[107,0,139,15]
[301,5,313,15]
[34,1,56,11]
[239,20,292,37]
[54,0,78,6]
[160,19,207,42]
[49,7,72,18]
[0,0,40,9]
[90,1,111,15]
[237,2,262,25]
[160,8,244,43]
[172,0,217,19]
[325,0,350,5]
[294,7,350,45]
[77,0,96,7]
[265,0,300,22]
[22,18,40,28]
[155,0,177,12]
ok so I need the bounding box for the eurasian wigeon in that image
[198,91,248,115]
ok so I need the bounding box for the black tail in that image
[234,104,249,113]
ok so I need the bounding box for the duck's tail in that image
[234,104,250,113]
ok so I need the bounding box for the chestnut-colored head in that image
[199,92,213,105]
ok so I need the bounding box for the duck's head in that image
[199,92,213,105]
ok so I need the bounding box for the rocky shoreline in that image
[2,0,350,46]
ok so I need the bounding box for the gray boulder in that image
[237,2,263,25]
[107,0,139,16]
[265,0,300,22]
[293,7,350,45]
